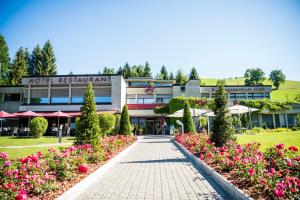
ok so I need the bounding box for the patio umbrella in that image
[228,105,259,114]
[13,111,42,127]
[167,108,209,117]
[0,111,16,130]
[47,111,70,131]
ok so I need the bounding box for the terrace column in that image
[68,84,71,104]
[48,82,51,104]
[27,85,31,105]
[153,93,157,103]
[285,113,288,128]
[272,114,276,128]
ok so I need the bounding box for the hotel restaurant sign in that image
[211,86,271,92]
[22,76,112,85]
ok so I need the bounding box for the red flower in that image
[276,143,284,150]
[288,146,298,152]
[78,164,89,173]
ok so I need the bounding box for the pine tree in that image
[183,102,195,133]
[211,81,234,147]
[30,45,43,76]
[119,105,132,135]
[75,83,101,147]
[123,62,131,78]
[159,65,168,79]
[0,34,10,84]
[189,67,199,80]
[102,66,115,74]
[9,47,28,85]
[169,72,174,80]
[116,67,124,76]
[41,40,57,75]
[175,70,188,85]
[143,61,152,77]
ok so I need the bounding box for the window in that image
[248,93,265,100]
[156,95,171,104]
[230,93,246,101]
[71,97,83,103]
[95,96,112,104]
[154,82,173,87]
[30,89,48,104]
[51,88,69,104]
[127,98,137,104]
[200,93,210,98]
[4,93,20,101]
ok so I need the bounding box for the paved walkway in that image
[77,135,229,200]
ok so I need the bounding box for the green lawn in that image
[236,131,300,152]
[0,136,74,147]
[0,145,70,159]
[201,78,300,101]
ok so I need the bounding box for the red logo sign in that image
[145,85,155,94]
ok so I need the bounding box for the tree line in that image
[0,34,57,85]
[100,62,200,85]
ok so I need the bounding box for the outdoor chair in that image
[12,127,19,136]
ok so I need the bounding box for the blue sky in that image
[0,0,300,80]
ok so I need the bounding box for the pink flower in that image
[276,143,284,150]
[287,160,292,167]
[274,188,285,198]
[15,189,27,200]
[0,152,9,159]
[78,164,89,173]
[261,178,266,184]
[248,168,255,175]
[199,153,204,160]
[5,160,11,167]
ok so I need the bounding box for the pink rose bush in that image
[175,133,300,199]
[0,135,136,199]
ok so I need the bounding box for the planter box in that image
[172,138,252,200]
[57,139,138,200]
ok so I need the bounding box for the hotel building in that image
[0,74,298,134]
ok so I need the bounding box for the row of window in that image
[128,82,173,87]
[28,96,112,104]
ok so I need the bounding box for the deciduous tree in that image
[269,69,286,90]
[244,68,265,85]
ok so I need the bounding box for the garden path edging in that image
[57,138,139,200]
[171,138,252,200]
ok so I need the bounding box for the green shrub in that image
[199,116,207,127]
[271,128,292,132]
[98,113,116,136]
[75,83,101,147]
[183,102,195,133]
[29,117,48,138]
[119,105,132,135]
[112,114,121,135]
[251,127,266,133]
[211,81,234,147]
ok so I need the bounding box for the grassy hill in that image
[200,78,300,101]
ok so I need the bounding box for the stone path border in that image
[0,143,72,149]
[172,138,252,200]
[57,139,138,200]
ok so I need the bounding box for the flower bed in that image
[0,135,136,200]
[175,133,300,199]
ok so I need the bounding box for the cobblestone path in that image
[77,135,229,200]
